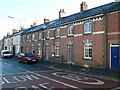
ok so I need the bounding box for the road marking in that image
[52,72,104,85]
[30,72,79,89]
[4,62,12,67]
[17,67,29,72]
[110,87,120,90]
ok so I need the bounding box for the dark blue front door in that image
[111,47,119,68]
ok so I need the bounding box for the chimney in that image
[59,9,65,18]
[31,22,37,27]
[13,29,18,33]
[44,18,50,23]
[7,32,10,36]
[80,2,88,12]
[115,0,120,1]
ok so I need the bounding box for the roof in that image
[5,1,120,36]
[23,1,120,34]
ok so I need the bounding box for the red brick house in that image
[22,1,120,69]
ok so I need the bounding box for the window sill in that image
[83,57,92,60]
[55,36,60,38]
[83,32,92,35]
[67,34,74,37]
[55,55,60,58]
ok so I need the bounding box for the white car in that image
[1,50,13,58]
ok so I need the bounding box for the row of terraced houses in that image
[1,1,120,69]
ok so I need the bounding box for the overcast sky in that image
[0,0,115,39]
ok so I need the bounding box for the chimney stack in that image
[7,32,10,36]
[59,9,65,18]
[115,0,120,1]
[31,22,37,27]
[80,2,88,12]
[13,29,18,34]
[44,18,50,23]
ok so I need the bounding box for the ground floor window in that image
[38,44,41,56]
[26,46,29,53]
[55,43,60,57]
[84,40,92,59]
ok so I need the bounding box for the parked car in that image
[18,53,38,63]
[1,50,13,58]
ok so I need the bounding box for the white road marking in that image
[52,72,104,85]
[30,72,79,89]
[110,87,120,90]
[4,62,12,67]
[17,67,29,72]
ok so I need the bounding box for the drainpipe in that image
[102,2,119,68]
[42,29,45,60]
[102,9,108,68]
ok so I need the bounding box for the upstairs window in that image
[55,28,60,38]
[38,32,42,40]
[84,22,92,34]
[32,34,35,41]
[46,30,50,39]
[84,40,92,59]
[26,35,29,42]
[68,25,74,36]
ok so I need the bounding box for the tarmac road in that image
[0,57,120,89]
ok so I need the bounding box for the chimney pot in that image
[13,29,18,34]
[115,0,120,1]
[44,18,50,23]
[80,2,88,12]
[59,9,65,18]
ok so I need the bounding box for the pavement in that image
[37,59,120,82]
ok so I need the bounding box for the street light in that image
[8,16,22,29]
[8,16,23,53]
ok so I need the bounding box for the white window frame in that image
[68,25,74,36]
[46,30,50,39]
[26,46,29,53]
[84,22,92,34]
[84,40,92,59]
[26,35,29,42]
[39,32,42,40]
[32,34,35,41]
[38,44,41,56]
[55,45,60,57]
[55,28,60,38]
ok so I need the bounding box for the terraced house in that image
[21,1,120,69]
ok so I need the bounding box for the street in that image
[0,57,120,90]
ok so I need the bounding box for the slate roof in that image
[23,1,120,34]
[5,1,120,37]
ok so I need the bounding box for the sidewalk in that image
[38,59,120,81]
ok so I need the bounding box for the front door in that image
[111,45,119,68]
[67,45,73,64]
[46,46,49,60]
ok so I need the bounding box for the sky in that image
[0,0,115,40]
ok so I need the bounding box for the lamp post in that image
[8,16,23,54]
[8,16,22,29]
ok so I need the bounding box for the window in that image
[38,32,42,40]
[84,40,92,59]
[55,43,60,57]
[84,22,92,34]
[32,34,35,41]
[38,44,41,56]
[68,25,74,36]
[26,46,29,53]
[55,28,60,38]
[26,35,29,42]
[31,44,34,54]
[46,30,50,39]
